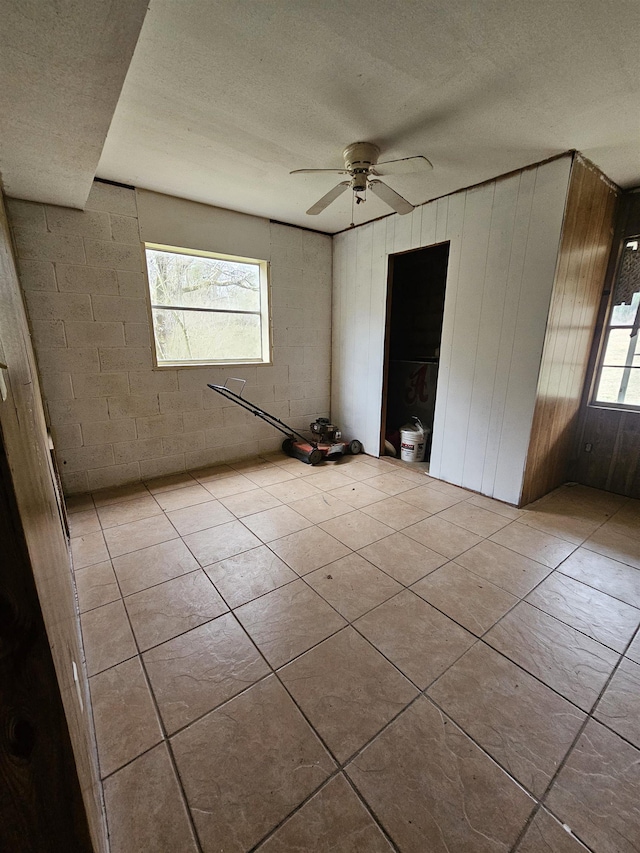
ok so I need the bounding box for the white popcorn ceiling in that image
[97,0,640,233]
[0,0,149,208]
[2,1,638,233]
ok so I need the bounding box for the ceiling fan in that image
[290,142,432,216]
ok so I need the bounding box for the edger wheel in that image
[349,439,363,455]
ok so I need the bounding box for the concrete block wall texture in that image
[7,183,332,494]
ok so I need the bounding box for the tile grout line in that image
[102,559,207,853]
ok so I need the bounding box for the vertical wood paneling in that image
[332,155,573,504]
[437,184,494,485]
[464,176,520,492]
[430,192,465,478]
[520,157,619,505]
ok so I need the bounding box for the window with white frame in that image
[593,238,640,409]
[143,243,270,367]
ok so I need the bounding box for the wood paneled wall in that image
[570,190,640,499]
[520,157,619,506]
[0,193,105,850]
[332,155,572,505]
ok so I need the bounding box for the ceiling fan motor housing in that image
[343,142,380,172]
[343,142,379,193]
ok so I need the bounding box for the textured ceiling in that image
[4,1,638,230]
[0,0,149,208]
[97,0,640,232]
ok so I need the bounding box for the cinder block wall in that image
[7,182,332,494]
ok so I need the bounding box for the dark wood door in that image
[0,432,92,852]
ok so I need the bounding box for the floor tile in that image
[336,460,389,481]
[328,481,387,509]
[112,538,200,596]
[264,477,321,503]
[165,499,235,536]
[455,540,552,596]
[219,488,283,517]
[190,463,235,485]
[464,493,522,520]
[244,466,296,487]
[103,744,198,853]
[81,599,137,676]
[320,510,394,550]
[412,562,518,635]
[154,483,213,512]
[356,457,398,474]
[519,506,603,546]
[428,642,586,796]
[557,546,640,607]
[68,508,100,537]
[144,613,270,733]
[360,496,430,530]
[90,657,162,778]
[205,545,297,608]
[605,501,640,542]
[546,720,640,853]
[357,472,418,496]
[234,579,347,667]
[74,560,120,613]
[403,515,482,558]
[626,630,640,664]
[436,501,511,537]
[306,554,403,621]
[242,504,313,542]
[201,473,257,498]
[269,527,351,575]
[71,530,109,569]
[279,627,418,762]
[515,808,591,852]
[125,571,227,651]
[104,514,178,558]
[594,657,640,748]
[397,485,463,514]
[429,480,474,500]
[66,494,95,513]
[96,494,162,529]
[183,519,262,565]
[92,482,150,507]
[584,524,640,569]
[484,601,619,711]
[299,469,356,491]
[354,590,475,689]
[256,774,393,852]
[289,491,353,522]
[526,572,640,653]
[490,522,576,568]
[144,471,197,494]
[171,676,335,852]
[357,532,448,585]
[346,696,534,853]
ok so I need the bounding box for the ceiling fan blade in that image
[291,168,349,175]
[374,155,433,176]
[306,181,350,215]
[368,180,414,215]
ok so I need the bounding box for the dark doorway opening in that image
[381,242,450,462]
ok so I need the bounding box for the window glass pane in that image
[152,309,262,362]
[601,328,640,366]
[146,249,261,312]
[595,366,640,406]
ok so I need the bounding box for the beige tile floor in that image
[66,452,640,853]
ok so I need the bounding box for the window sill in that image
[588,401,640,415]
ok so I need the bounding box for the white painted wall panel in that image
[332,156,572,504]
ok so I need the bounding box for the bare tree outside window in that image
[144,245,270,365]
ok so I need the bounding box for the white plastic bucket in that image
[400,422,426,462]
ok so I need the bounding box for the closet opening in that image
[381,242,449,466]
